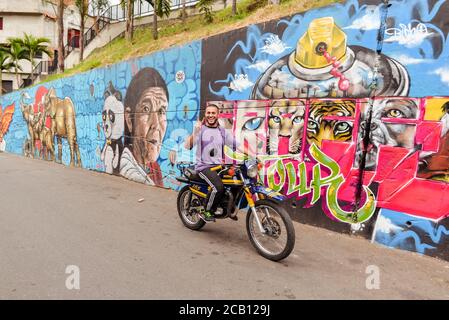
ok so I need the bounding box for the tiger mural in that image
[267,100,305,155]
[306,100,355,149]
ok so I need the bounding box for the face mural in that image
[121,67,169,187]
[306,99,355,149]
[356,98,419,170]
[101,82,124,175]
[234,101,267,156]
[268,99,305,155]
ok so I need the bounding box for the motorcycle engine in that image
[218,189,235,217]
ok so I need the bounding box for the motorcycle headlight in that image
[247,163,258,178]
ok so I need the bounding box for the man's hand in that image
[185,120,202,150]
[193,120,202,136]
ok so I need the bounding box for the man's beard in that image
[205,118,218,127]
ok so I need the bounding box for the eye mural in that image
[268,99,305,156]
[355,98,419,170]
[234,100,268,156]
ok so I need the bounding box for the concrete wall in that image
[1,0,449,261]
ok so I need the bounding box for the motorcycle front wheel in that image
[246,199,295,261]
[177,185,206,230]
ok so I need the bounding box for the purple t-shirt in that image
[195,125,235,171]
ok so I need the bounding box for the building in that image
[0,0,91,93]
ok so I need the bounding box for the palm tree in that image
[6,40,27,88]
[14,34,52,83]
[75,0,89,62]
[145,0,171,40]
[0,46,16,95]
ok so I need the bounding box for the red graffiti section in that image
[219,97,449,222]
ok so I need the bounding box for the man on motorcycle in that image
[184,104,237,222]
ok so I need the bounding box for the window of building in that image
[67,28,80,48]
[0,17,3,30]
[2,80,13,94]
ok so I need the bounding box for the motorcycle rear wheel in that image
[177,185,206,230]
[246,199,295,261]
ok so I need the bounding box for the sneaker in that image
[199,211,216,222]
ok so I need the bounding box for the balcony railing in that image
[19,60,57,89]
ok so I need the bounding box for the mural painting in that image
[0,103,14,152]
[101,82,124,175]
[120,67,169,187]
[0,0,449,260]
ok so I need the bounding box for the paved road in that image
[1,152,449,299]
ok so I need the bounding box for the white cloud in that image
[375,215,403,234]
[344,6,380,31]
[391,54,429,65]
[229,74,254,92]
[260,35,291,56]
[433,67,449,87]
[246,60,271,72]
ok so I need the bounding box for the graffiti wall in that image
[1,42,201,191]
[1,0,449,261]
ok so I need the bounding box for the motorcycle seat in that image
[184,168,204,182]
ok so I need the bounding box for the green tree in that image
[0,46,16,95]
[197,0,214,23]
[13,34,52,83]
[6,40,27,88]
[75,0,89,62]
[145,0,171,40]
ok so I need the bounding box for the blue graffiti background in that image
[211,0,449,99]
[373,208,449,255]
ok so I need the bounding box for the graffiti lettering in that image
[385,23,431,47]
[266,144,376,224]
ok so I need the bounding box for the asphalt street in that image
[1,152,449,299]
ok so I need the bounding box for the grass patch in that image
[40,0,340,84]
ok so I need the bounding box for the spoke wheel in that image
[177,186,205,230]
[246,199,295,261]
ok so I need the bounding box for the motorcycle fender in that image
[253,185,286,201]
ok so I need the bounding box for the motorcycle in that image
[176,158,295,261]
